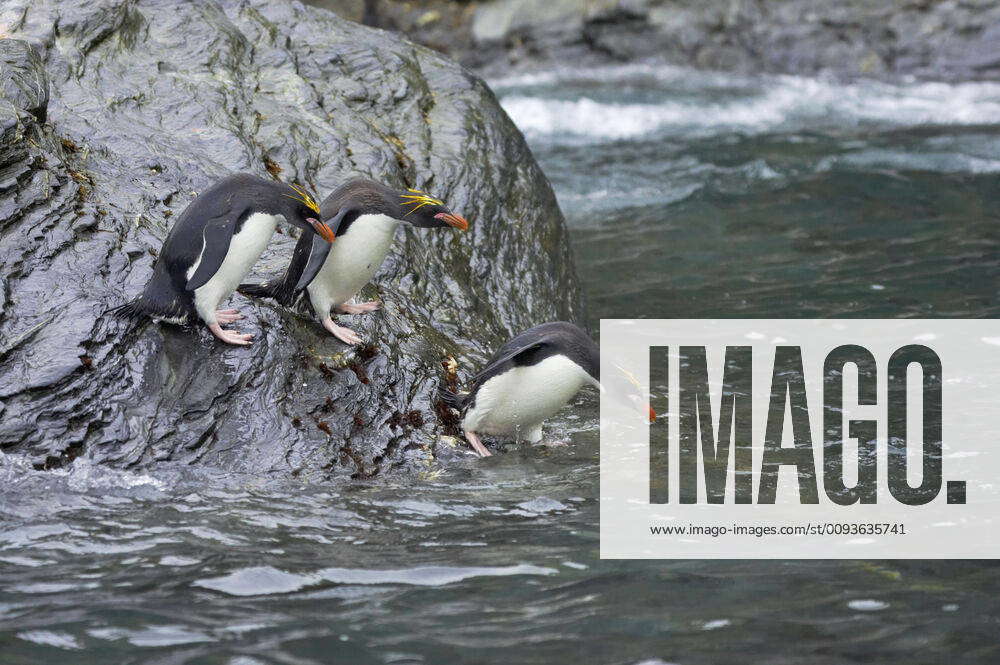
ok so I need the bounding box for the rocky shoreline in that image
[0,0,581,476]
[310,0,1000,81]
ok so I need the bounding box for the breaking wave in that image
[498,67,1000,140]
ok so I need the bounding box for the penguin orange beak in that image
[308,217,336,242]
[648,404,656,423]
[435,212,469,231]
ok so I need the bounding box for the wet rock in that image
[0,0,582,476]
[352,0,1000,81]
[0,40,47,123]
[472,0,588,44]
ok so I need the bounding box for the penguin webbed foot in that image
[208,321,253,346]
[322,317,363,345]
[464,430,492,457]
[337,300,382,315]
[215,308,244,324]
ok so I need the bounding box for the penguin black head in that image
[320,179,470,237]
[280,183,337,242]
[191,174,335,242]
[603,363,657,424]
[396,188,470,231]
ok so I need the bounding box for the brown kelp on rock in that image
[0,1,582,477]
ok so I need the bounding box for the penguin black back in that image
[441,322,599,414]
[114,173,329,327]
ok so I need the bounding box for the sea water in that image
[2,64,999,664]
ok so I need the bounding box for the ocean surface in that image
[497,65,1000,322]
[2,64,999,664]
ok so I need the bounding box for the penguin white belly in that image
[307,214,399,318]
[192,212,279,323]
[463,355,591,441]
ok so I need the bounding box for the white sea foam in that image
[16,630,82,650]
[817,149,1000,174]
[490,62,741,90]
[499,69,1000,141]
[0,452,165,493]
[194,563,557,596]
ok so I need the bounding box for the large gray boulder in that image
[0,0,582,476]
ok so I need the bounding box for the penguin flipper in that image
[293,231,332,292]
[186,212,242,291]
[238,207,348,305]
[290,206,354,292]
[238,230,328,306]
[438,386,469,412]
[468,341,549,393]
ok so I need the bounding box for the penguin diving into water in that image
[115,173,337,345]
[439,322,656,457]
[239,179,469,345]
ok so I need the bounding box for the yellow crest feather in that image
[613,364,644,390]
[283,183,321,214]
[400,188,443,215]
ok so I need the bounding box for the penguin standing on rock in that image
[239,179,469,345]
[115,173,337,345]
[440,322,656,457]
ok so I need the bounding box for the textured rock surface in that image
[332,0,1000,81]
[0,0,581,476]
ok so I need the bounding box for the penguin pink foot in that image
[464,430,492,457]
[208,322,253,346]
[322,317,362,345]
[337,301,381,315]
[215,309,244,324]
